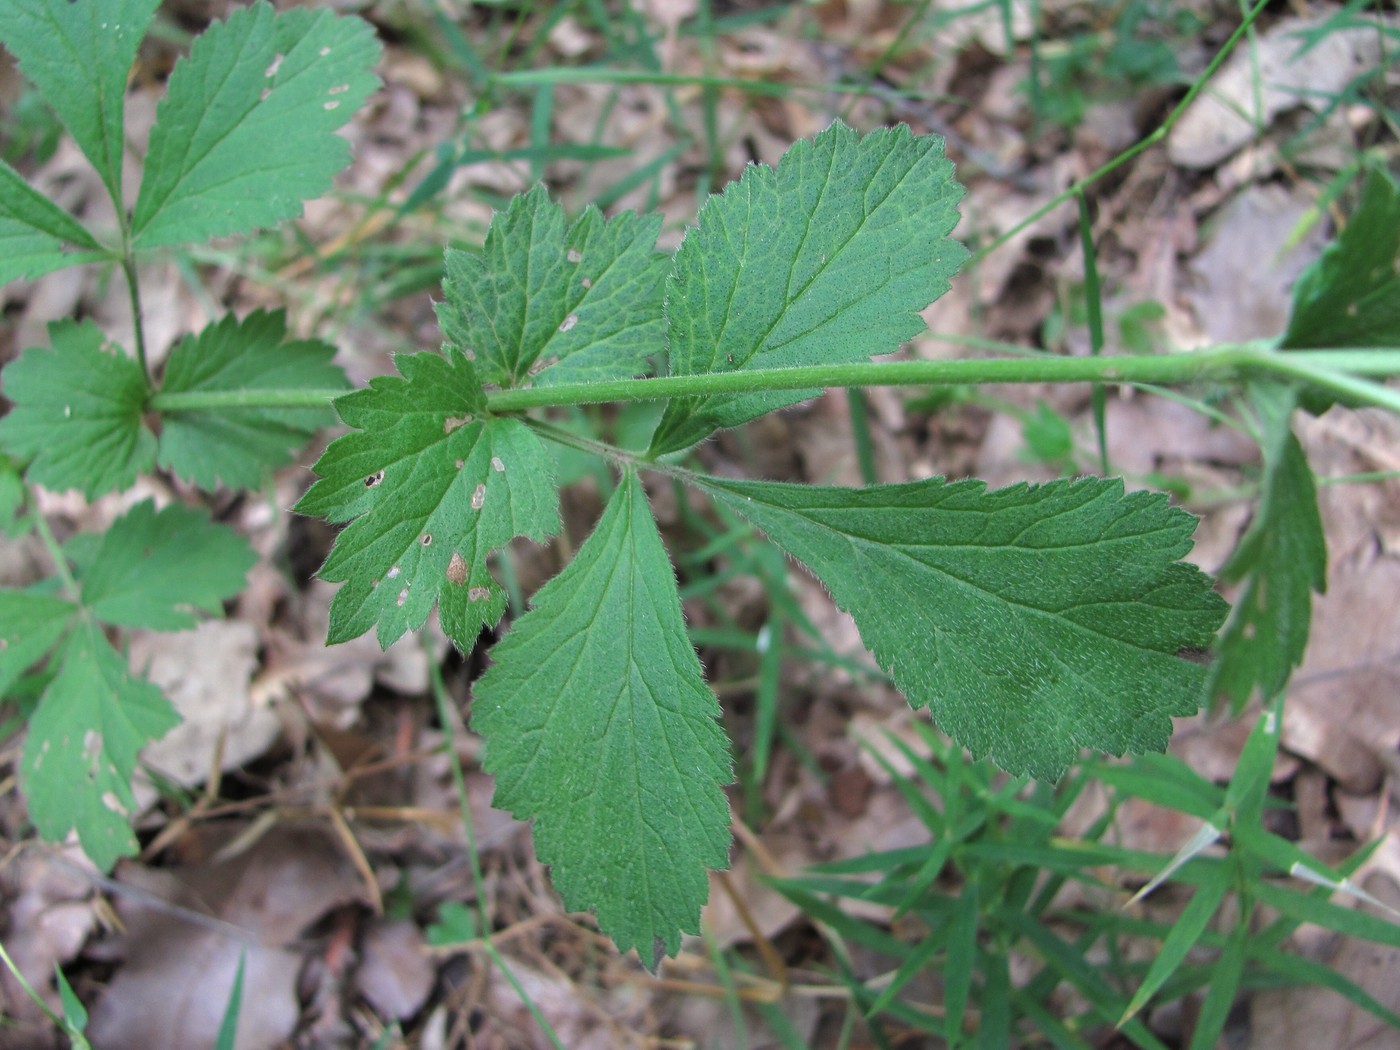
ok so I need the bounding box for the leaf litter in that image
[1,1,1397,1046]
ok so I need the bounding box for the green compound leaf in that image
[1284,167,1400,351]
[21,623,179,871]
[472,471,732,968]
[0,591,75,695]
[0,320,154,499]
[0,0,160,206]
[0,160,106,283]
[131,1,381,250]
[436,185,668,389]
[295,350,559,650]
[1207,385,1326,712]
[650,121,968,455]
[74,500,257,632]
[697,474,1228,781]
[157,310,347,490]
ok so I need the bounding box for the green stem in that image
[30,490,81,601]
[122,253,150,380]
[146,348,1400,415]
[151,387,352,410]
[490,65,954,104]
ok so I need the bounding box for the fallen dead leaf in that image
[355,918,435,1022]
[0,847,99,1045]
[132,620,278,801]
[1168,14,1391,169]
[86,824,366,1050]
[1247,870,1400,1050]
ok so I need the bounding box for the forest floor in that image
[1,1,1399,1047]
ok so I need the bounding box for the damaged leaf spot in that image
[421,533,432,546]
[448,554,470,588]
[471,483,487,510]
[567,248,582,263]
[559,313,579,333]
[492,457,505,472]
[447,551,468,585]
[365,470,384,487]
[468,586,492,602]
[396,587,409,607]
[444,415,472,434]
[386,565,401,580]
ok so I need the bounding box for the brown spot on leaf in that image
[447,552,468,585]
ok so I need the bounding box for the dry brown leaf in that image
[355,918,435,1021]
[1186,183,1329,345]
[0,848,98,1040]
[1247,871,1400,1050]
[86,824,366,1050]
[1168,14,1390,169]
[132,621,278,800]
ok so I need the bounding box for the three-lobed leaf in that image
[131,1,381,249]
[650,121,969,454]
[13,501,254,869]
[295,350,560,650]
[158,309,346,490]
[0,314,347,497]
[437,186,669,389]
[697,473,1228,780]
[471,471,733,968]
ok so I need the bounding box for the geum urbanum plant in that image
[0,0,379,864]
[4,0,1400,972]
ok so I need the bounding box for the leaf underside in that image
[437,185,669,389]
[650,120,969,454]
[472,471,733,969]
[698,473,1228,781]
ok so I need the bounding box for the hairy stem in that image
[146,347,1400,415]
[122,250,149,381]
